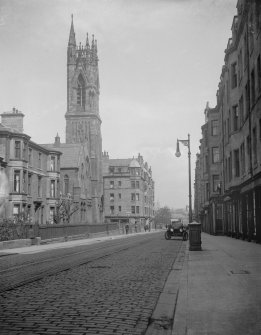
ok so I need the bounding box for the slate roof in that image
[42,143,82,168]
[108,158,132,167]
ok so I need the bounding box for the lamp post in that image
[175,134,192,223]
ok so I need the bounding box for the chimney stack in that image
[1,108,24,133]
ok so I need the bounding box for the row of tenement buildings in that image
[194,0,261,243]
[0,18,154,229]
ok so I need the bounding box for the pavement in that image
[172,233,261,335]
[1,231,261,334]
[0,230,158,255]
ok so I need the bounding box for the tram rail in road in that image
[0,232,161,294]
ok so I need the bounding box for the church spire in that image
[68,14,76,46]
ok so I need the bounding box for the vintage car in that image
[165,218,188,240]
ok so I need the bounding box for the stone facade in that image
[102,152,155,229]
[195,0,261,242]
[0,109,61,224]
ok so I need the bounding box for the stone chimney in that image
[1,108,24,133]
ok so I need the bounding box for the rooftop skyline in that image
[0,0,237,209]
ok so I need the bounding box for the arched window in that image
[64,175,69,195]
[77,74,86,106]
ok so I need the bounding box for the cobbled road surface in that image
[0,232,183,335]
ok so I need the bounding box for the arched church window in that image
[64,175,69,195]
[77,75,86,106]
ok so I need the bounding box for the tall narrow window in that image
[50,180,55,198]
[253,127,257,165]
[240,142,245,175]
[211,120,218,136]
[239,95,244,126]
[14,170,20,193]
[28,174,32,195]
[50,156,55,171]
[28,148,32,165]
[245,83,250,117]
[77,74,86,106]
[110,193,114,202]
[38,177,41,197]
[15,141,21,159]
[38,153,42,169]
[231,62,237,88]
[228,154,232,181]
[13,204,20,218]
[233,105,239,131]
[50,207,55,224]
[238,49,243,82]
[212,147,220,163]
[23,142,27,160]
[212,175,220,193]
[259,119,261,141]
[206,183,210,200]
[23,171,26,193]
[234,149,240,177]
[228,110,231,135]
[64,175,69,195]
[258,55,261,93]
[251,69,256,104]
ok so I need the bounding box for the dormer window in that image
[77,74,86,106]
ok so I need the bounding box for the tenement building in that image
[195,0,261,243]
[102,152,155,230]
[0,109,61,224]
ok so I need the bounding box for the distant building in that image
[195,0,261,242]
[102,152,155,228]
[0,108,61,224]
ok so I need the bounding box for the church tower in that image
[65,16,103,223]
[66,15,101,144]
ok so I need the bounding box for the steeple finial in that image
[86,33,90,48]
[68,14,76,46]
[91,34,95,49]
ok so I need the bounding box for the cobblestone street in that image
[0,233,183,334]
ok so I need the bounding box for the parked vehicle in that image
[165,218,188,241]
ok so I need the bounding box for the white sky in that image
[0,0,237,209]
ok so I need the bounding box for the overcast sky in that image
[0,0,237,209]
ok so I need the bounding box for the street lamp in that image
[175,134,192,223]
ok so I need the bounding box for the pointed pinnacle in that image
[68,14,76,46]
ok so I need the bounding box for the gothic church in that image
[44,17,103,224]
